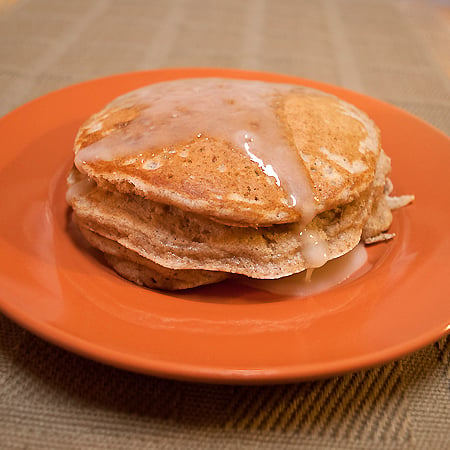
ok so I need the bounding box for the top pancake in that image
[73,78,381,226]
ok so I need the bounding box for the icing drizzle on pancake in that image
[75,78,321,224]
[241,243,368,297]
[299,229,329,269]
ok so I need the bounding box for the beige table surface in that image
[0,0,449,449]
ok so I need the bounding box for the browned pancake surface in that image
[73,79,380,226]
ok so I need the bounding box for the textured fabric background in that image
[0,0,449,449]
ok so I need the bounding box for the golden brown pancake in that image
[67,78,413,290]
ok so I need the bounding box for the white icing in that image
[319,146,368,174]
[66,176,96,204]
[299,229,329,268]
[242,243,368,297]
[339,101,378,155]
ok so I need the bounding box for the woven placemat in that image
[1,0,449,448]
[1,314,449,449]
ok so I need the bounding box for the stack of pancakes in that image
[67,78,413,290]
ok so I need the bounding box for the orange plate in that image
[0,68,449,384]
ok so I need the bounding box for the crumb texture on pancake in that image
[79,226,228,290]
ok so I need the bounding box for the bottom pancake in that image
[79,225,228,290]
